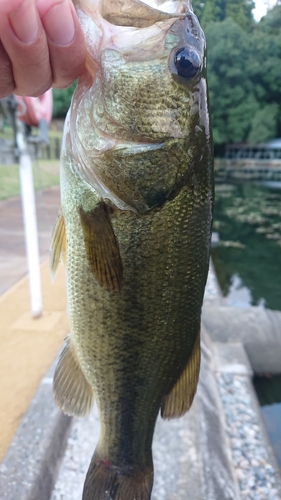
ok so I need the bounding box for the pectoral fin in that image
[161,334,201,419]
[79,203,123,292]
[53,336,94,417]
[50,210,66,280]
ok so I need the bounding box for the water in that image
[254,375,281,469]
[212,182,281,310]
[212,181,281,469]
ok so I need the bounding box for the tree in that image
[205,18,258,145]
[251,6,281,138]
[257,3,281,35]
[224,0,255,30]
[248,104,279,144]
[52,83,76,118]
[192,0,255,30]
[201,0,224,27]
[205,5,281,148]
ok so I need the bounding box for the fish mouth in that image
[140,0,190,14]
[100,0,190,27]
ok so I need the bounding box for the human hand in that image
[0,0,86,98]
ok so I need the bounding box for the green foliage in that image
[192,0,255,30]
[201,1,224,26]
[52,83,76,118]
[204,3,281,149]
[206,18,257,144]
[257,4,281,35]
[252,24,281,105]
[248,104,279,144]
[224,0,255,30]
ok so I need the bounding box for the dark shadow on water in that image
[212,181,281,311]
[254,375,281,469]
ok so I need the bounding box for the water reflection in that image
[212,182,281,311]
[254,375,281,469]
[262,181,281,190]
[262,404,281,469]
[226,273,253,308]
[226,274,266,308]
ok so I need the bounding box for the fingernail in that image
[9,0,39,43]
[42,1,75,46]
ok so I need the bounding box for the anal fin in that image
[79,203,123,292]
[50,209,66,279]
[53,336,94,417]
[161,334,201,420]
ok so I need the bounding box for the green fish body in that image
[51,1,213,498]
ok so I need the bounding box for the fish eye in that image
[174,47,201,79]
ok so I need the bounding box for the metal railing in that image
[0,136,62,165]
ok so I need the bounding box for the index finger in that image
[0,0,52,96]
[0,0,86,97]
[37,0,86,89]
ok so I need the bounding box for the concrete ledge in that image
[213,341,253,377]
[210,336,281,499]
[202,305,281,374]
[198,328,241,500]
[0,360,72,500]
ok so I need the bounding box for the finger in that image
[37,0,86,89]
[0,41,15,98]
[0,0,52,97]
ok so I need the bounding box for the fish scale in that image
[50,1,213,499]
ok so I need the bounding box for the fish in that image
[50,0,213,499]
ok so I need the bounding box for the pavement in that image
[0,187,61,295]
[202,305,281,374]
[0,187,70,461]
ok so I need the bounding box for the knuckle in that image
[0,46,13,73]
[31,80,53,97]
[52,76,75,90]
[0,82,16,98]
[16,78,52,97]
[0,57,13,73]
[52,60,84,89]
[0,62,15,98]
[50,42,86,88]
[52,64,77,88]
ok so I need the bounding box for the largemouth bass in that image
[51,0,213,498]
